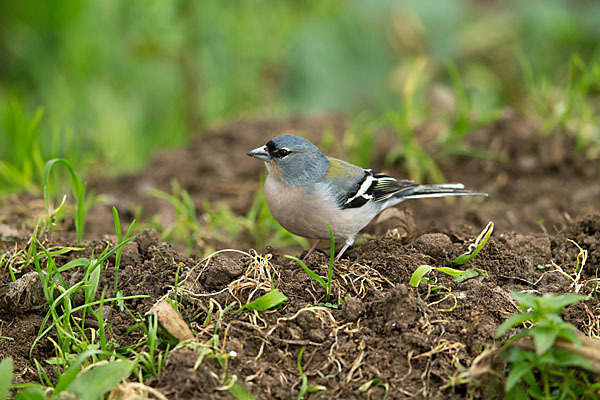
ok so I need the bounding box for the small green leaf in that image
[66,360,133,400]
[510,291,538,310]
[496,312,535,338]
[450,221,494,266]
[54,350,104,395]
[228,381,258,400]
[546,293,589,313]
[436,266,467,277]
[409,265,435,287]
[556,327,581,347]
[532,325,558,355]
[505,361,533,392]
[453,268,488,282]
[237,289,287,312]
[14,387,47,400]
[358,379,381,393]
[0,358,13,400]
[551,348,594,370]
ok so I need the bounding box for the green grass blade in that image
[0,358,13,400]
[43,158,87,243]
[327,224,335,302]
[237,289,287,312]
[285,255,326,289]
[409,265,435,287]
[112,207,122,241]
[57,258,90,273]
[449,221,494,266]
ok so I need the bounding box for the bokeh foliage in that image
[1,0,599,191]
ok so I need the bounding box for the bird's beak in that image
[246,145,271,161]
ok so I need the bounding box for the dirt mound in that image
[1,114,599,398]
[1,211,599,398]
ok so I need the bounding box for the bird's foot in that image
[301,239,321,262]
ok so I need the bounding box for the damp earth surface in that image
[1,115,600,399]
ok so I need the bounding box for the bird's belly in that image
[264,178,376,242]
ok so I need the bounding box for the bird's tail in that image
[396,183,486,200]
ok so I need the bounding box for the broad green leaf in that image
[237,289,287,312]
[556,327,581,347]
[506,383,529,400]
[551,348,594,370]
[496,312,535,338]
[505,361,532,392]
[510,291,538,310]
[532,325,558,355]
[0,358,13,400]
[65,360,133,400]
[546,293,589,313]
[14,387,47,400]
[450,221,494,266]
[53,350,104,395]
[409,265,435,287]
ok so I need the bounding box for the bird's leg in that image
[302,240,321,262]
[334,243,351,262]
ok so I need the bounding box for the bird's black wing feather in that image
[342,170,415,209]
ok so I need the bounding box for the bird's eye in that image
[276,149,290,158]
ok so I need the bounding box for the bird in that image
[247,135,485,262]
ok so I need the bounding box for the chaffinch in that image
[247,135,485,261]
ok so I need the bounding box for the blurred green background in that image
[1,0,599,194]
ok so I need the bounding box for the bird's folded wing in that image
[322,158,413,209]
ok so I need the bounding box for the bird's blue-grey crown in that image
[258,135,330,186]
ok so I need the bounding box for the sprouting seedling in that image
[296,346,326,399]
[449,221,494,266]
[496,291,592,396]
[29,235,145,360]
[285,225,336,305]
[358,378,390,399]
[43,158,88,243]
[410,222,493,288]
[237,289,287,312]
[112,206,135,307]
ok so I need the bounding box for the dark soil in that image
[1,114,600,399]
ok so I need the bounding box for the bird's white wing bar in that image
[343,170,406,208]
[344,174,374,205]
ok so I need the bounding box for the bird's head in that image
[247,135,329,185]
